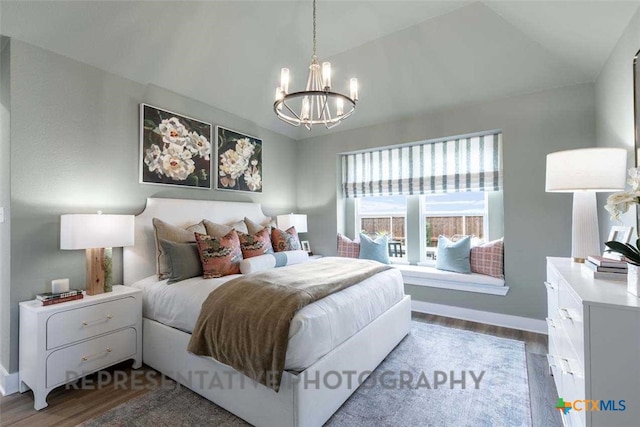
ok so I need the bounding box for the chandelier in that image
[273,0,358,130]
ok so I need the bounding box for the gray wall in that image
[0,37,10,373]
[297,83,596,321]
[5,40,298,372]
[595,9,640,242]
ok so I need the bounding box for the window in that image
[341,131,503,264]
[356,196,407,259]
[422,192,488,261]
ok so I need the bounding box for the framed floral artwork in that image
[215,126,263,193]
[139,104,212,189]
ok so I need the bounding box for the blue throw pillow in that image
[435,235,471,274]
[359,233,390,264]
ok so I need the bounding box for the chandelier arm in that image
[312,0,317,58]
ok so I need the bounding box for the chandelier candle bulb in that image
[322,62,331,89]
[350,78,359,101]
[301,97,310,120]
[280,68,289,94]
[336,97,344,116]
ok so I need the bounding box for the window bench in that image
[394,264,508,296]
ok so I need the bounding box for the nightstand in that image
[19,285,142,410]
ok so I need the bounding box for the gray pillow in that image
[153,218,206,279]
[159,239,203,284]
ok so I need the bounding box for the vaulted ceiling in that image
[2,1,639,140]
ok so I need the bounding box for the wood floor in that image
[0,313,559,427]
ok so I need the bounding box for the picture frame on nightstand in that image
[301,240,311,253]
[603,225,633,259]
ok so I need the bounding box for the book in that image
[584,261,627,273]
[36,289,83,301]
[41,294,84,306]
[590,270,627,281]
[586,255,627,268]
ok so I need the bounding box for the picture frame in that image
[301,240,311,253]
[603,225,634,259]
[215,126,263,193]
[139,104,212,189]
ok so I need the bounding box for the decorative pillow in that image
[158,239,203,284]
[244,217,276,235]
[337,233,360,258]
[271,226,302,252]
[238,228,274,258]
[239,250,309,274]
[153,218,206,279]
[470,238,504,279]
[202,220,232,238]
[195,231,243,278]
[436,235,471,274]
[359,233,390,264]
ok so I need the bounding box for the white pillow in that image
[239,250,309,274]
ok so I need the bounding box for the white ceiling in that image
[2,1,639,140]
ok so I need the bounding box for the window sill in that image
[394,264,508,296]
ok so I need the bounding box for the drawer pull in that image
[558,308,572,321]
[81,347,112,362]
[559,358,574,376]
[82,314,113,326]
[545,317,556,328]
[546,354,557,368]
[544,281,555,291]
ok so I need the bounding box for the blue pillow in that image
[359,233,390,264]
[435,235,471,274]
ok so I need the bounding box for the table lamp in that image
[60,213,134,295]
[276,213,308,233]
[545,147,626,262]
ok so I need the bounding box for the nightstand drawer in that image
[557,280,584,367]
[47,297,137,349]
[46,327,137,388]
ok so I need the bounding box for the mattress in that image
[131,263,405,371]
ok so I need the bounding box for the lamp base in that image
[571,192,600,262]
[572,257,586,263]
[85,248,105,296]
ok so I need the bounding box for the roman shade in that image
[341,131,502,198]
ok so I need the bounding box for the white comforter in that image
[131,265,404,371]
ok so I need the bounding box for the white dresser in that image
[19,285,142,410]
[546,257,640,427]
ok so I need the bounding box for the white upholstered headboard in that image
[123,197,270,285]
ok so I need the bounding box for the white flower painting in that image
[140,104,212,188]
[216,127,263,193]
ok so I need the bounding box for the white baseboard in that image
[0,364,19,396]
[411,300,547,334]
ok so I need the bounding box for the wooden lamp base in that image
[85,248,105,296]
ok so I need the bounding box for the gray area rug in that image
[80,321,531,427]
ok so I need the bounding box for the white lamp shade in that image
[61,214,135,249]
[545,147,627,192]
[276,214,308,233]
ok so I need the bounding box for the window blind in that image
[341,132,502,198]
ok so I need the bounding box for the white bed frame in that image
[123,197,411,427]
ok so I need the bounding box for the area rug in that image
[80,321,531,427]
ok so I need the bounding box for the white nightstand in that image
[19,285,142,410]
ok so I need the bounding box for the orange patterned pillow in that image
[195,231,243,278]
[271,226,302,252]
[238,228,274,259]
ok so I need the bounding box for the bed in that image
[123,197,411,427]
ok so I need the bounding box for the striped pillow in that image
[470,238,504,279]
[337,233,360,258]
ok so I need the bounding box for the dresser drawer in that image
[46,327,137,388]
[557,280,585,367]
[46,297,137,349]
[561,358,586,427]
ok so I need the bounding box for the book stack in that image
[36,289,84,306]
[584,256,628,281]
